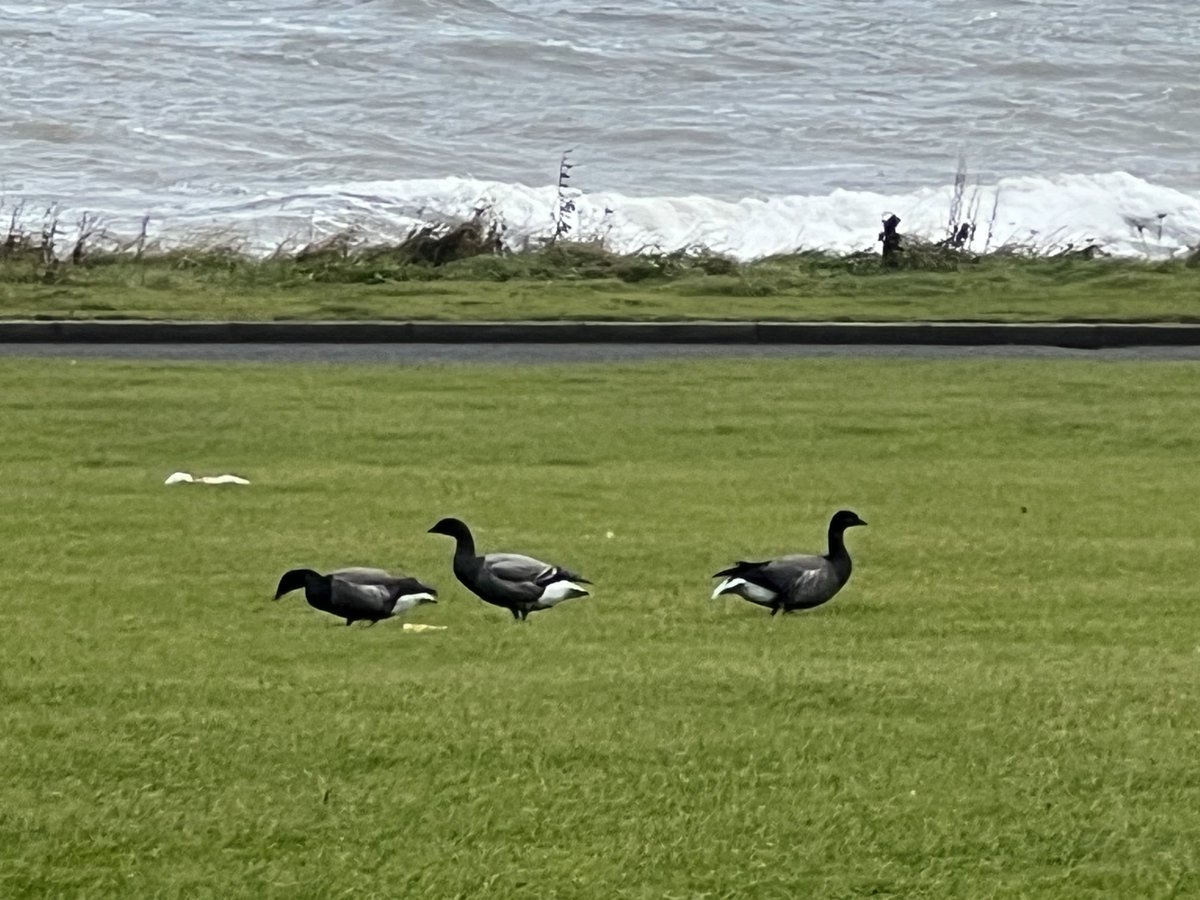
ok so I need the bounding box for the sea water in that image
[2,0,1198,258]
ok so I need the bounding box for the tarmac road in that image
[3,343,1200,364]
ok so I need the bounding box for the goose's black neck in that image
[431,517,479,557]
[276,567,325,599]
[450,527,477,559]
[304,572,333,605]
[826,521,850,560]
[448,526,484,584]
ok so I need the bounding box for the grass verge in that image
[2,356,1199,896]
[1,245,1197,322]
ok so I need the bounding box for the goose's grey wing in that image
[484,552,578,586]
[328,577,398,617]
[762,553,824,579]
[718,553,822,593]
[768,554,841,606]
[332,568,436,597]
[330,566,403,583]
[477,552,589,605]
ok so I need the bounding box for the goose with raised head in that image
[273,566,438,626]
[711,510,867,616]
[427,517,590,621]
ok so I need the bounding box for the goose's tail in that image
[711,577,743,600]
[711,577,778,604]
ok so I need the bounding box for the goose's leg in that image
[509,608,522,622]
[345,618,355,626]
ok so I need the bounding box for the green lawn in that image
[2,249,1198,322]
[2,356,1199,897]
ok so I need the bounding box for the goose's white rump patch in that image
[398,592,436,605]
[711,577,777,603]
[539,581,589,604]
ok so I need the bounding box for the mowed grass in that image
[2,355,1199,897]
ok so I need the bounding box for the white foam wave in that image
[7,172,1199,261]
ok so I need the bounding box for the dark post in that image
[879,214,902,267]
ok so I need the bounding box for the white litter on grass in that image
[164,471,251,485]
[402,623,447,633]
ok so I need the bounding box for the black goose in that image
[427,517,590,621]
[273,566,437,626]
[711,509,867,616]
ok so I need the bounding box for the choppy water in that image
[3,1,1199,258]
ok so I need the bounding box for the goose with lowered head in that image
[274,566,438,626]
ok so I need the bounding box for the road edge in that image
[3,319,1200,348]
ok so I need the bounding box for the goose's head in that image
[830,509,868,531]
[274,568,318,599]
[427,517,473,542]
